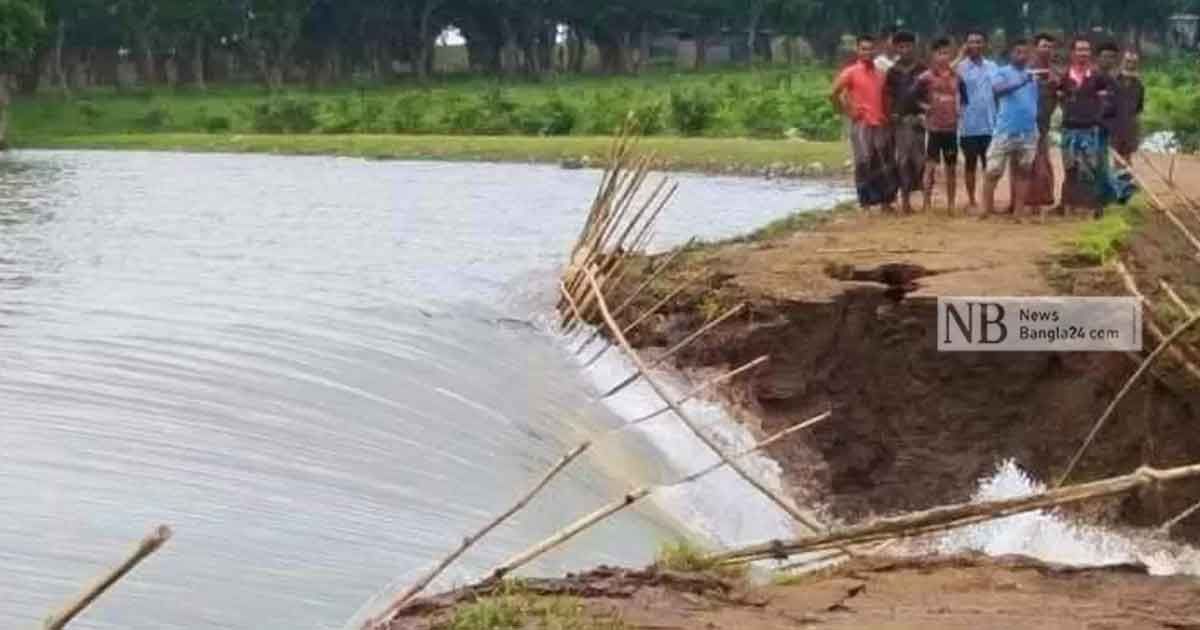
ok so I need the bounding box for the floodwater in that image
[0,150,852,630]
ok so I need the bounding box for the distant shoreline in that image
[13,134,850,179]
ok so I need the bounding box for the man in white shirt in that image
[874,26,898,73]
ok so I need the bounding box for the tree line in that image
[0,0,1197,94]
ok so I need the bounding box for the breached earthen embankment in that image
[607,207,1200,542]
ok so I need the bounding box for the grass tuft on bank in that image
[654,540,747,579]
[1067,197,1146,265]
[442,581,625,630]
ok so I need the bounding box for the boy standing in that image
[832,35,898,211]
[956,29,999,211]
[984,39,1040,216]
[885,31,928,213]
[917,37,965,212]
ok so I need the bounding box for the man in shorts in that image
[956,29,998,210]
[983,39,1039,217]
[918,37,967,212]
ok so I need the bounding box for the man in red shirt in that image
[832,35,898,211]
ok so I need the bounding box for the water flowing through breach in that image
[0,149,850,630]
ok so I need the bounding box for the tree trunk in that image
[567,25,585,73]
[192,35,207,91]
[137,31,157,85]
[0,73,11,149]
[746,0,765,65]
[636,23,651,73]
[693,34,708,70]
[53,18,69,94]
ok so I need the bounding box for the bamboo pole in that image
[1115,262,1200,383]
[1056,310,1200,487]
[1160,280,1196,318]
[582,274,702,368]
[1139,153,1200,211]
[600,302,747,399]
[711,463,1200,564]
[578,260,700,357]
[1161,498,1200,533]
[584,267,830,537]
[628,356,770,426]
[43,525,172,630]
[486,409,833,582]
[367,443,592,628]
[1111,149,1200,255]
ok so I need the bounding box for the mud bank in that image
[384,554,1200,629]
[609,208,1200,541]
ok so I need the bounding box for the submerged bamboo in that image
[44,525,172,630]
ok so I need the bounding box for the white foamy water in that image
[576,333,802,549]
[938,460,1200,575]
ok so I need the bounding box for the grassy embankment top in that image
[14,67,849,170]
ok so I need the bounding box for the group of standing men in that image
[831,29,1145,217]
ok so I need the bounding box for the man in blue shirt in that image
[983,39,1040,216]
[956,29,998,210]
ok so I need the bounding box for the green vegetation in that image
[654,539,746,579]
[11,67,844,143]
[441,581,624,630]
[1067,197,1146,265]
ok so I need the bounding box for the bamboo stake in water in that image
[367,443,592,628]
[584,267,829,536]
[713,462,1200,565]
[486,408,833,582]
[575,238,694,355]
[600,302,747,399]
[44,525,172,630]
[1056,310,1200,487]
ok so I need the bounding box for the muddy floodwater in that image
[0,150,851,630]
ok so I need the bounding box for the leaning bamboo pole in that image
[582,274,703,368]
[366,443,592,628]
[1111,149,1200,255]
[628,356,771,426]
[711,463,1200,564]
[1114,262,1200,383]
[1139,153,1200,213]
[600,303,747,399]
[583,267,830,537]
[1160,280,1196,318]
[485,408,834,582]
[575,239,695,356]
[1056,310,1200,487]
[44,525,172,630]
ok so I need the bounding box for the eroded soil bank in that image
[610,208,1200,541]
[386,554,1200,629]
